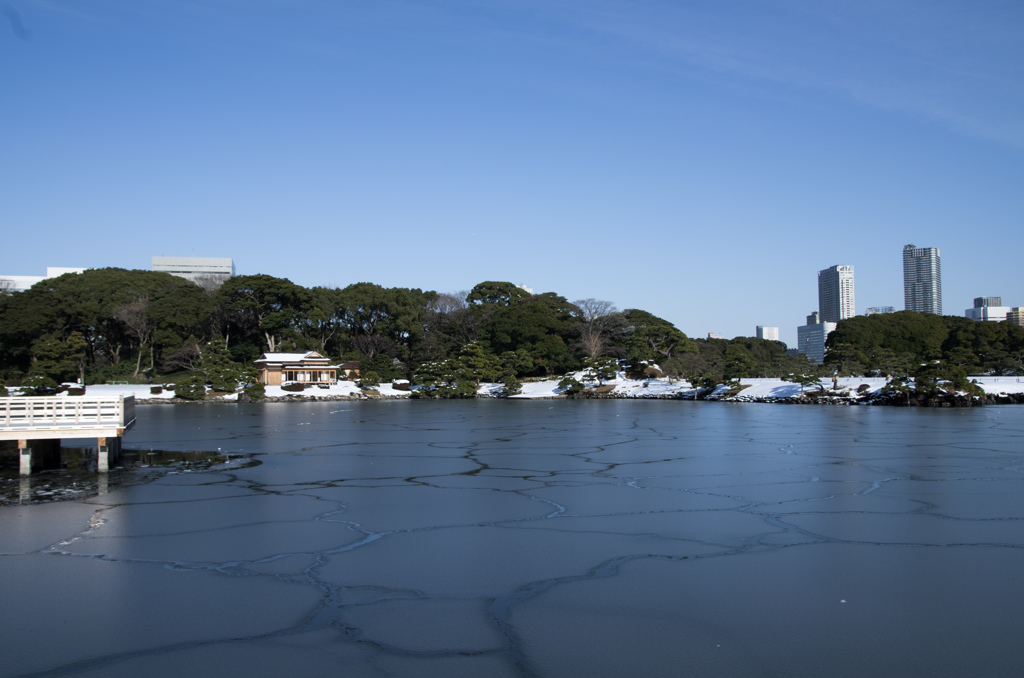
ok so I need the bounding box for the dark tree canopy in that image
[620,309,698,364]
[3,271,1022,388]
[826,311,1024,376]
[215,274,311,353]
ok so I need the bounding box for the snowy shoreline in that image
[53,374,1024,406]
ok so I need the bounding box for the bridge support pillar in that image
[18,439,62,476]
[97,437,122,472]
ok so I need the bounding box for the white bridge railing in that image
[0,396,135,432]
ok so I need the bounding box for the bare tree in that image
[192,274,226,296]
[352,334,397,361]
[114,297,153,377]
[161,338,202,373]
[573,298,619,358]
[430,291,470,315]
[574,298,617,323]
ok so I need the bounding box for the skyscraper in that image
[902,245,942,314]
[817,265,855,323]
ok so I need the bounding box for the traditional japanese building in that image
[254,352,340,386]
[339,361,362,379]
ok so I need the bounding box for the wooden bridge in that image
[0,396,136,474]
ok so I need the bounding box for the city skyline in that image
[2,1,1022,348]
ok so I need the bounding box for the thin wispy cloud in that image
[3,2,32,40]
[528,0,1024,147]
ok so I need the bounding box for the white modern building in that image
[866,306,895,315]
[903,244,942,314]
[817,265,855,323]
[0,267,87,293]
[965,297,1011,322]
[796,312,836,364]
[756,326,780,341]
[152,257,235,286]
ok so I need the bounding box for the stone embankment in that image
[133,384,1024,407]
[560,385,1024,407]
[136,391,409,405]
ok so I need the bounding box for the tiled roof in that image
[256,351,330,363]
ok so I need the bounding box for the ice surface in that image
[2,400,1024,677]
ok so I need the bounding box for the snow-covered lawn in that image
[43,381,411,400]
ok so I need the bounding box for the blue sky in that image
[3,0,1022,347]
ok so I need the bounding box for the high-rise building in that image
[756,326,779,341]
[903,244,941,314]
[865,306,894,315]
[817,265,855,323]
[973,297,1002,308]
[1008,308,1024,326]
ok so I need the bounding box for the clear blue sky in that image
[3,0,1022,347]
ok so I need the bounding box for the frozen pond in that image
[2,400,1024,677]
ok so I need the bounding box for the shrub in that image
[66,387,86,396]
[242,381,266,400]
[150,386,163,395]
[174,375,206,400]
[582,357,618,385]
[857,384,871,394]
[557,376,584,394]
[500,373,523,396]
[360,371,381,388]
[363,355,405,382]
[282,382,305,392]
[93,360,137,383]
[21,374,60,395]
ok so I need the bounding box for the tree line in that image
[822,311,1024,392]
[2,269,1020,391]
[0,268,811,388]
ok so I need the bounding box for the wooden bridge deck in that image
[0,396,135,441]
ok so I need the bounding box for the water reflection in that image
[0,446,255,506]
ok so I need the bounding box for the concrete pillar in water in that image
[18,439,62,476]
[19,439,31,476]
[97,437,122,472]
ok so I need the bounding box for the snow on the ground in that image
[972,377,1024,395]
[493,371,699,399]
[261,381,410,398]
[29,374,1024,402]
[490,374,1024,399]
[57,383,177,400]
[45,381,412,400]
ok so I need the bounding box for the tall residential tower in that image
[902,245,941,314]
[817,265,855,323]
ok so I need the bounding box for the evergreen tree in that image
[199,338,242,392]
[582,356,618,385]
